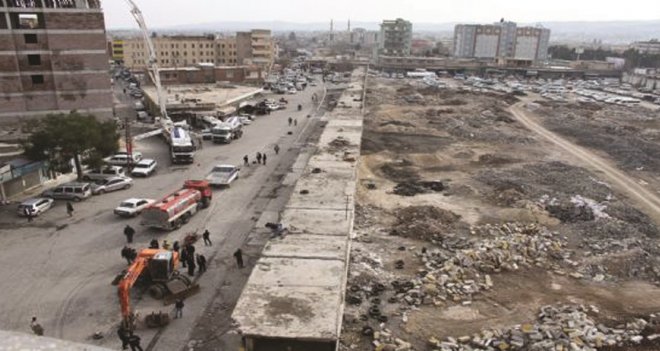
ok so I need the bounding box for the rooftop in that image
[142,84,263,113]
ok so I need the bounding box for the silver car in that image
[17,197,54,217]
[91,176,133,195]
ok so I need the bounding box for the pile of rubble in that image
[370,305,659,351]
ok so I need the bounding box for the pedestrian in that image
[121,246,132,265]
[117,325,130,350]
[202,229,212,246]
[128,248,137,263]
[66,201,74,217]
[196,254,207,273]
[174,299,184,319]
[162,240,170,250]
[288,117,292,126]
[243,155,249,166]
[149,238,158,249]
[233,248,244,268]
[128,334,144,351]
[180,246,188,268]
[187,256,196,276]
[256,152,262,165]
[24,206,33,222]
[263,153,267,165]
[123,88,126,94]
[30,317,44,336]
[274,144,280,155]
[172,240,180,253]
[294,118,298,126]
[124,225,135,243]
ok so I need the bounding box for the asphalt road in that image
[0,82,325,350]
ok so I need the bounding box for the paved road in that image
[0,83,324,349]
[509,101,660,225]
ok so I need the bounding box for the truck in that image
[211,116,243,144]
[141,180,212,230]
[170,126,196,164]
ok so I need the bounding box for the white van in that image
[42,182,92,201]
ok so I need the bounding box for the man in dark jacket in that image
[234,248,244,268]
[124,225,135,243]
[196,254,207,274]
[128,334,143,351]
[117,325,130,350]
[202,229,212,246]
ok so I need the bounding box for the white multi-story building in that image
[453,20,550,62]
[376,18,413,57]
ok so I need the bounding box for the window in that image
[27,54,40,65]
[24,33,37,44]
[31,74,44,84]
[18,13,39,29]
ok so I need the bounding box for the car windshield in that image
[95,179,109,185]
[134,163,149,168]
[119,202,135,208]
[213,166,233,173]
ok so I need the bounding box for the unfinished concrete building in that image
[0,0,113,125]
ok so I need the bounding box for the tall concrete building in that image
[454,20,550,62]
[377,18,413,57]
[0,0,113,124]
[235,29,275,69]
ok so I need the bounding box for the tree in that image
[23,111,120,179]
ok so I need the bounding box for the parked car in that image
[82,166,126,181]
[104,151,143,166]
[201,128,213,140]
[238,116,252,126]
[114,198,155,217]
[131,158,157,177]
[17,197,54,217]
[91,176,133,195]
[206,164,240,187]
[42,182,92,201]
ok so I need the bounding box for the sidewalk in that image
[6,172,77,203]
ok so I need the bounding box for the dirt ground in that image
[341,78,660,351]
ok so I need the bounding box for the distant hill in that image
[110,20,660,44]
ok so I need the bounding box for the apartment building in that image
[235,29,275,68]
[376,18,413,57]
[631,40,660,55]
[0,0,113,124]
[119,31,274,71]
[454,20,550,62]
[122,35,221,69]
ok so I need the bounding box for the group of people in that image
[118,324,144,351]
[121,246,138,264]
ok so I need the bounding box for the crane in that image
[122,0,173,157]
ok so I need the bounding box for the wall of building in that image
[474,34,499,58]
[0,0,113,125]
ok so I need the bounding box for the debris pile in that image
[390,206,462,241]
[393,181,446,196]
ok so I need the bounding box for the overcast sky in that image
[104,0,660,29]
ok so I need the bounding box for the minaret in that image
[348,19,351,32]
[330,19,334,41]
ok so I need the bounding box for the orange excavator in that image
[118,248,199,330]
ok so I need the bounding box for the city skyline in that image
[103,0,660,29]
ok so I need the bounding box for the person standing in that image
[186,255,196,276]
[149,238,158,249]
[256,152,262,165]
[128,334,144,351]
[30,317,44,336]
[66,201,74,217]
[180,246,188,268]
[294,119,298,126]
[243,155,249,166]
[196,254,207,274]
[202,229,212,246]
[274,144,280,155]
[124,225,135,243]
[288,117,293,126]
[233,248,244,268]
[263,153,267,165]
[174,299,184,319]
[24,206,33,222]
[117,325,130,350]
[121,246,132,265]
[172,241,180,253]
[162,240,170,250]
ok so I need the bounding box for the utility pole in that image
[125,114,133,167]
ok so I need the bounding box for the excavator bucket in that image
[163,281,200,305]
[144,311,170,328]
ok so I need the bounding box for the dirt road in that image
[509,102,660,225]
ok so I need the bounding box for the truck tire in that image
[172,219,182,230]
[181,212,191,224]
[200,198,210,209]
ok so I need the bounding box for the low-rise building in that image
[631,40,660,55]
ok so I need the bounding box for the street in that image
[0,83,325,350]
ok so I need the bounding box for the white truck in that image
[206,164,240,187]
[170,126,196,164]
[212,116,243,144]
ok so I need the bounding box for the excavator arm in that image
[118,256,149,322]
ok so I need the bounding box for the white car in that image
[114,198,155,217]
[91,176,133,195]
[104,151,143,166]
[131,158,157,177]
[238,116,252,126]
[206,164,240,187]
[17,197,54,217]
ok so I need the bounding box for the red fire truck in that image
[141,180,212,230]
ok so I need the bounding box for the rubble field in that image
[341,79,660,351]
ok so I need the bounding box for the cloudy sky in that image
[104,0,660,29]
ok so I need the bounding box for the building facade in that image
[376,18,412,57]
[235,29,275,69]
[453,21,550,62]
[631,40,660,55]
[0,0,113,125]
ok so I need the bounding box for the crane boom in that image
[123,0,171,126]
